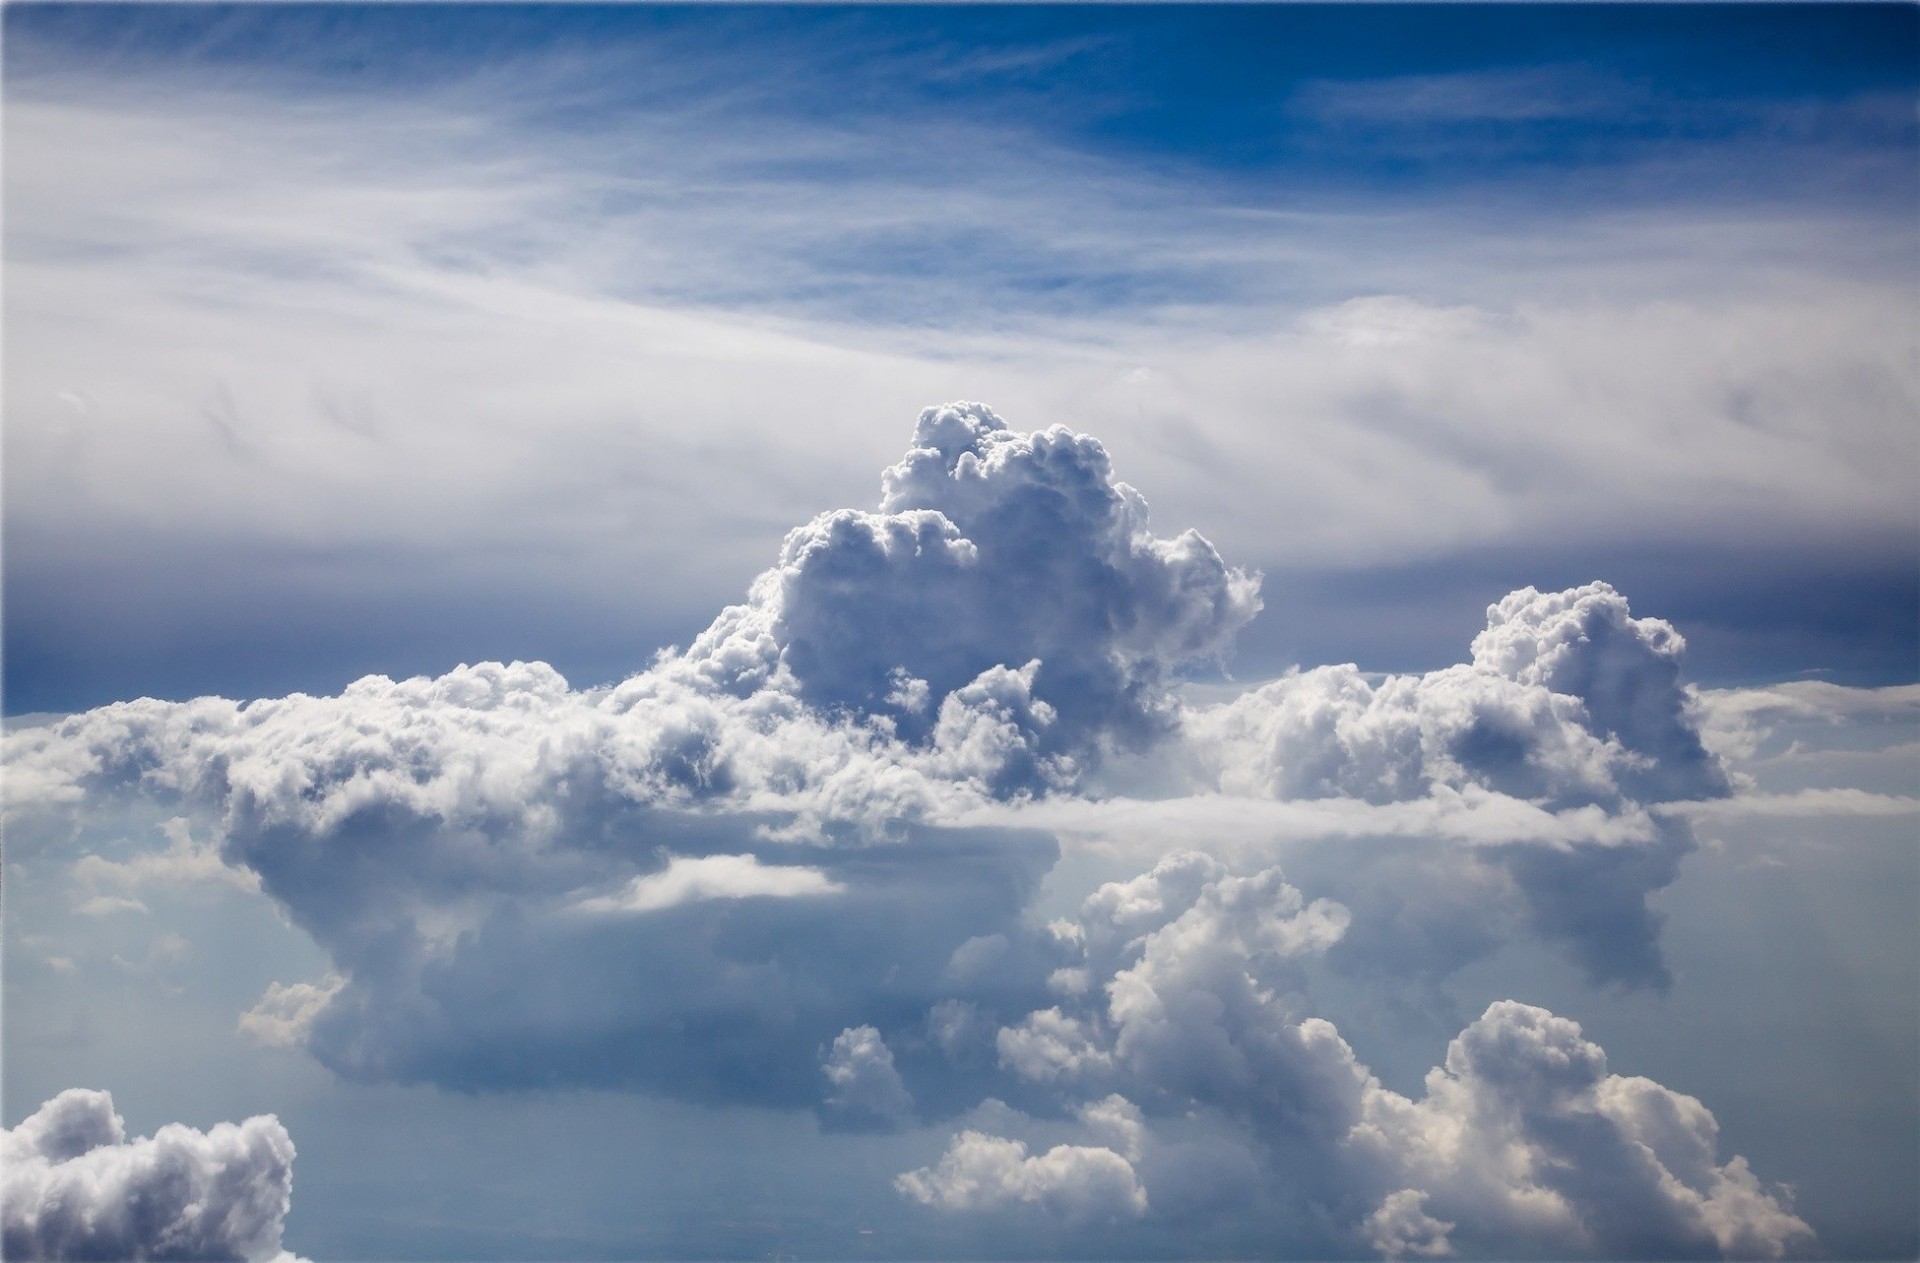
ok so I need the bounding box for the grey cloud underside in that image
[1,1089,302,1263]
[7,404,1790,1257]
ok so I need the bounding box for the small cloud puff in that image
[688,402,1261,765]
[572,853,842,915]
[822,1025,915,1124]
[2,1089,305,1263]
[239,975,346,1050]
[895,1130,1146,1222]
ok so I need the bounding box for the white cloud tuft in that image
[822,1025,915,1123]
[239,975,347,1051]
[996,1007,1113,1083]
[1074,1094,1146,1164]
[685,402,1261,770]
[1364,1189,1456,1259]
[895,1130,1146,1222]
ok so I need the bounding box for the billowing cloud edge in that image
[2,1088,307,1263]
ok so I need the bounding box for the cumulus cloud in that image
[895,1130,1146,1222]
[685,402,1261,767]
[1180,581,1729,988]
[822,1025,915,1124]
[239,976,347,1051]
[1074,1094,1147,1164]
[1,403,1264,1105]
[1348,1001,1816,1260]
[997,1007,1113,1084]
[1187,582,1725,808]
[4,405,1751,1148]
[915,846,1811,1259]
[1364,1189,1455,1260]
[991,852,1363,1151]
[2,1089,304,1262]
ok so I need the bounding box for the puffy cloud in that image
[2,1089,304,1262]
[895,1130,1147,1222]
[1074,1094,1147,1164]
[1348,1002,1816,1260]
[1188,582,1726,809]
[934,846,1810,1259]
[685,402,1261,763]
[1364,1189,1455,1260]
[996,1008,1113,1084]
[822,1025,914,1124]
[1182,582,1729,988]
[1,403,1263,1107]
[1017,853,1367,1152]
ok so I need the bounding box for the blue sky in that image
[3,5,1916,1262]
[5,2,1916,712]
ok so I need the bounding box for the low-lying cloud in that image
[5,402,1812,1258]
[1,1089,304,1263]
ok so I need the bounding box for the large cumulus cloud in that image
[3,404,1257,1104]
[901,854,1812,1258]
[5,401,1790,1258]
[2,1089,303,1262]
[686,402,1262,767]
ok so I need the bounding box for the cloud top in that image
[687,402,1261,768]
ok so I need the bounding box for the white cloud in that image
[1074,1094,1146,1164]
[239,975,347,1051]
[1348,1002,1816,1260]
[1364,1189,1455,1260]
[1694,681,1920,763]
[573,854,843,916]
[6,40,1913,723]
[0,399,1843,1244]
[996,1008,1113,1084]
[921,843,1815,1257]
[822,1025,914,1122]
[1187,581,1728,809]
[1660,787,1919,822]
[895,1130,1146,1222]
[1,1088,306,1263]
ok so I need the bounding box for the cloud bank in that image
[6,402,1815,1257]
[899,856,1810,1256]
[1,1089,303,1263]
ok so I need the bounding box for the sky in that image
[2,5,1916,1262]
